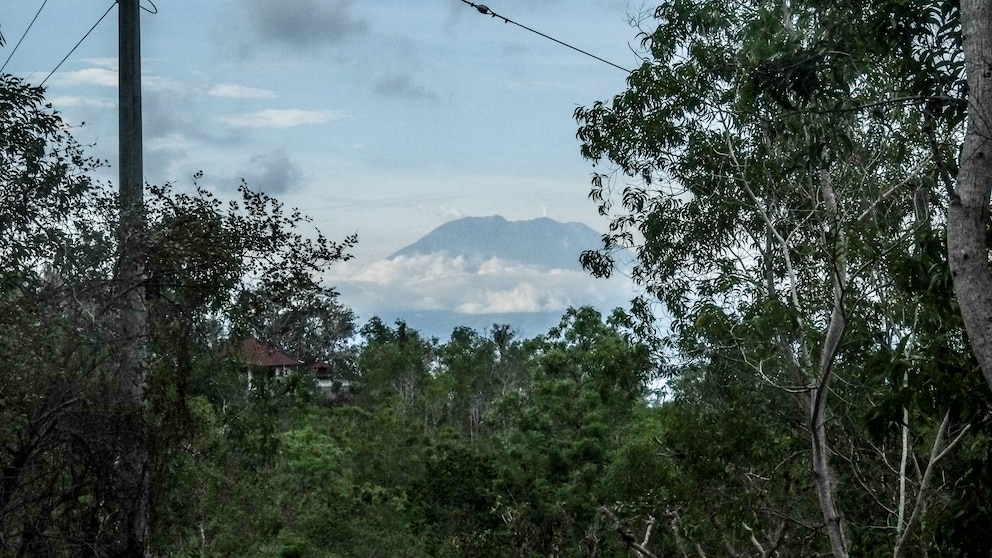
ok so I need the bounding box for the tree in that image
[356,318,437,410]
[574,2,983,556]
[427,324,533,438]
[487,307,654,556]
[0,72,358,553]
[0,74,120,557]
[947,0,992,387]
[0,75,102,278]
[239,287,356,369]
[138,179,358,553]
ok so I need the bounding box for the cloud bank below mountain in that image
[326,216,636,338]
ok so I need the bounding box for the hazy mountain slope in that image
[389,215,603,271]
[336,215,635,339]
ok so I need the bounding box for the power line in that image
[459,0,630,73]
[40,2,116,87]
[1,0,49,74]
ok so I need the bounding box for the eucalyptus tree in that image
[947,0,992,387]
[574,1,983,556]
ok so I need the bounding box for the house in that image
[310,360,352,401]
[237,337,302,390]
[235,337,351,401]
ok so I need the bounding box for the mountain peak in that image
[389,215,602,271]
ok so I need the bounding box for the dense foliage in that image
[4,0,992,555]
[573,1,992,557]
[0,73,664,558]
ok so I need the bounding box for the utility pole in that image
[120,0,143,217]
[117,0,150,555]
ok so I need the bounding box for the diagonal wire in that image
[1,0,49,74]
[459,0,630,73]
[40,2,117,87]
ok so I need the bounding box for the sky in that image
[3,0,648,334]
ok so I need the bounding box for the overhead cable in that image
[40,2,116,87]
[459,0,630,73]
[1,0,49,74]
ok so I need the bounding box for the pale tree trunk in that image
[948,0,992,387]
[734,140,849,558]
[811,170,849,558]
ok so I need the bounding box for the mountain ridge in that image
[389,215,604,271]
[337,215,634,339]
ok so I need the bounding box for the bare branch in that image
[893,410,972,558]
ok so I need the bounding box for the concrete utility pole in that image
[120,0,142,212]
[117,0,150,555]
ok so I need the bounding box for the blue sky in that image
[3,0,645,331]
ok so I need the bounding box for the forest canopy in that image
[3,0,992,556]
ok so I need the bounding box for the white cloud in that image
[331,253,634,318]
[147,132,195,153]
[144,76,187,94]
[206,83,277,99]
[46,95,115,109]
[80,57,118,69]
[476,258,539,276]
[48,66,184,95]
[52,68,118,87]
[351,254,469,285]
[456,283,559,314]
[218,109,350,128]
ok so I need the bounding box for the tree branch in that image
[893,410,971,558]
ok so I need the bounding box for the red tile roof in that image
[239,337,301,368]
